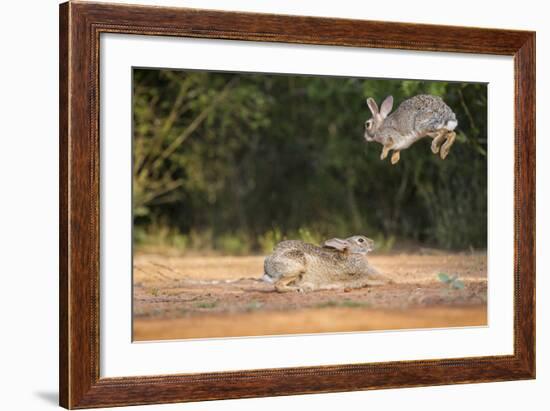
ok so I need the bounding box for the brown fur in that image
[263,236,390,292]
[364,94,458,164]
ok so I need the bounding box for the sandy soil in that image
[133,252,487,341]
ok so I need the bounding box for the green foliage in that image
[296,228,323,246]
[373,234,396,252]
[438,273,451,282]
[438,273,466,290]
[195,301,218,309]
[134,223,188,252]
[257,228,284,253]
[216,232,251,255]
[133,69,487,252]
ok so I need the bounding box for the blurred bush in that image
[133,69,487,253]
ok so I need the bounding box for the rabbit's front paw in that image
[297,284,314,293]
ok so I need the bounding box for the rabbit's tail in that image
[261,273,274,284]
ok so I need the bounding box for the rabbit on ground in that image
[262,235,390,293]
[364,94,458,165]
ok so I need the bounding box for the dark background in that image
[133,68,487,254]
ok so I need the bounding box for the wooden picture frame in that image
[59,1,535,408]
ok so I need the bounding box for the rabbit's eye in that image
[358,238,364,243]
[366,119,373,128]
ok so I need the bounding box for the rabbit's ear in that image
[380,96,394,118]
[323,238,349,251]
[366,98,379,115]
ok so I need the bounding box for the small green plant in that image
[315,299,369,309]
[150,288,160,297]
[438,273,465,290]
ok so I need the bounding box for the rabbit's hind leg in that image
[274,273,305,293]
[272,250,307,292]
[380,144,392,160]
[440,131,456,159]
[429,129,447,154]
[390,150,401,164]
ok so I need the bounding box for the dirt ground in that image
[133,252,487,341]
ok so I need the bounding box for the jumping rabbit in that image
[364,94,458,164]
[262,235,389,293]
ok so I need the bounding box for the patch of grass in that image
[216,233,251,255]
[150,288,160,297]
[258,228,284,253]
[134,224,189,254]
[315,300,339,308]
[340,299,371,308]
[135,226,251,256]
[373,234,396,252]
[315,299,370,309]
[245,300,264,311]
[296,227,323,245]
[195,301,218,309]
